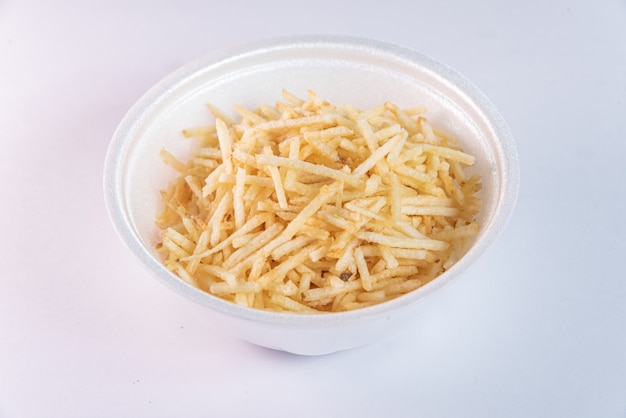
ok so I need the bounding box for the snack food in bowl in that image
[156,90,483,313]
[104,35,519,355]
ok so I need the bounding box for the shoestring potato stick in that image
[156,90,482,313]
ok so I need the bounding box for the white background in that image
[1,1,625,417]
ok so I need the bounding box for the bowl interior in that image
[106,35,518,326]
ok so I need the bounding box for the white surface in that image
[1,0,625,416]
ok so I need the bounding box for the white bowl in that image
[103,35,519,356]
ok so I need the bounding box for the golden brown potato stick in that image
[155,90,482,313]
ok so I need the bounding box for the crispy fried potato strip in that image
[156,90,482,313]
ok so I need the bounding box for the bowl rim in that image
[103,34,520,327]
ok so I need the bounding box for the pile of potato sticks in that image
[156,90,482,313]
